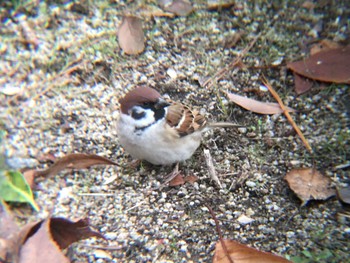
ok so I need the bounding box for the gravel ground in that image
[1,1,349,262]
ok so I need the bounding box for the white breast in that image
[117,113,202,165]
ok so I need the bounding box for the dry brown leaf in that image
[207,1,235,11]
[36,153,118,177]
[169,173,185,186]
[117,16,145,55]
[19,218,70,263]
[227,92,295,114]
[0,201,105,262]
[184,175,199,184]
[301,1,315,10]
[285,168,336,206]
[293,72,314,94]
[49,218,106,250]
[310,39,342,55]
[0,200,21,262]
[19,217,105,263]
[159,0,193,16]
[287,45,350,84]
[22,169,36,188]
[213,239,291,263]
[138,4,175,18]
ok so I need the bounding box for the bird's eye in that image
[142,101,153,108]
[131,108,146,120]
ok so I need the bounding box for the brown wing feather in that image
[166,103,207,137]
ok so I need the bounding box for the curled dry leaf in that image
[1,202,105,263]
[169,173,185,186]
[213,239,291,263]
[19,217,105,263]
[285,168,336,206]
[287,45,350,84]
[19,219,70,263]
[169,174,199,186]
[226,92,295,114]
[158,0,193,16]
[117,16,145,55]
[310,39,342,55]
[207,0,235,11]
[293,72,314,94]
[36,153,118,178]
[185,175,198,184]
[138,4,175,18]
[0,200,21,263]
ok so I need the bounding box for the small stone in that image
[246,132,257,138]
[93,250,112,259]
[246,181,256,188]
[290,160,301,166]
[167,68,178,79]
[238,127,247,134]
[237,214,254,225]
[105,232,118,240]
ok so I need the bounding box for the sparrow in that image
[117,86,238,165]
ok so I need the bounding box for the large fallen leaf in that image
[226,92,295,114]
[19,218,70,263]
[0,200,22,263]
[285,168,335,206]
[36,153,118,177]
[20,217,105,263]
[0,201,106,263]
[287,45,350,84]
[117,16,145,55]
[213,239,291,263]
[0,170,39,211]
[47,218,105,250]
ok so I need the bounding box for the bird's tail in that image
[207,122,242,128]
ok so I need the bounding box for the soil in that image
[1,1,349,262]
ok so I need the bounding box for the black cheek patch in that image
[153,108,165,121]
[131,109,146,120]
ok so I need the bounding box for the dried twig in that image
[261,75,313,152]
[206,204,234,263]
[203,149,222,188]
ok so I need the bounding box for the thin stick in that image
[82,244,123,251]
[206,204,234,263]
[203,149,222,188]
[261,75,313,152]
[77,193,115,197]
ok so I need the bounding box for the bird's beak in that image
[155,98,170,109]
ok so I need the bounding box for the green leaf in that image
[317,249,333,260]
[0,170,39,211]
[301,250,313,258]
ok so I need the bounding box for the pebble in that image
[93,250,112,259]
[246,181,256,188]
[167,68,178,79]
[237,214,254,225]
[238,127,247,134]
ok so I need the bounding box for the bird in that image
[117,86,238,166]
